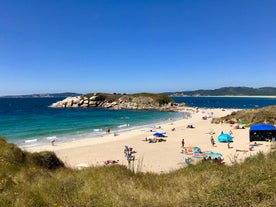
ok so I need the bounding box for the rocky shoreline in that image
[49,93,186,111]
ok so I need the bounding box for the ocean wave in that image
[24,139,37,143]
[46,136,57,140]
[117,123,130,128]
[93,128,103,132]
[120,116,130,119]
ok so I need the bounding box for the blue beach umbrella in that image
[217,133,233,143]
[153,132,165,137]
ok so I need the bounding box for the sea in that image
[1,96,276,148]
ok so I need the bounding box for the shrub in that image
[31,151,64,170]
[156,94,174,106]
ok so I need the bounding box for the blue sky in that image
[0,0,275,95]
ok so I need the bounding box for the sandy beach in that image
[26,107,272,173]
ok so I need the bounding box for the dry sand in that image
[26,107,272,173]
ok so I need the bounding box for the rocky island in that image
[49,93,185,111]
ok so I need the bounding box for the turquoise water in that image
[0,98,182,147]
[1,96,276,148]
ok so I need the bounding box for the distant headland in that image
[2,87,276,98]
[165,87,276,97]
[0,92,82,98]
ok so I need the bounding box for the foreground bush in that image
[0,138,275,206]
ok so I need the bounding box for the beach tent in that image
[217,133,233,143]
[249,124,276,142]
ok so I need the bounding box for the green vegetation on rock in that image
[83,92,174,106]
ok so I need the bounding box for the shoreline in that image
[26,107,272,173]
[18,111,184,149]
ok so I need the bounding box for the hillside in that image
[0,92,82,98]
[212,105,276,126]
[167,87,276,96]
[0,137,275,206]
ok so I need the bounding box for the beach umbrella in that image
[217,133,233,143]
[193,147,202,153]
[153,132,165,137]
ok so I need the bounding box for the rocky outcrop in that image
[49,93,186,111]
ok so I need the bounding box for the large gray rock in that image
[49,94,183,111]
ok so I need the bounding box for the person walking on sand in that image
[51,139,56,146]
[181,139,185,148]
[210,136,215,147]
[227,138,231,149]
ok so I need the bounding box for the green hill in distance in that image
[0,92,82,98]
[2,87,276,98]
[166,87,276,96]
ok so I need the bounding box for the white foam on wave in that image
[25,139,37,143]
[120,116,130,119]
[118,123,129,128]
[46,136,57,140]
[93,128,103,132]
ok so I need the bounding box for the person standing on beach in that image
[181,139,185,148]
[227,138,231,149]
[106,128,110,134]
[210,136,215,147]
[51,139,56,146]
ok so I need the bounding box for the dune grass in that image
[212,105,276,126]
[0,137,275,206]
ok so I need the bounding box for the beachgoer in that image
[227,138,231,149]
[210,136,215,147]
[126,151,135,164]
[217,157,223,164]
[185,158,191,165]
[106,128,111,134]
[181,139,185,148]
[104,160,119,165]
[126,147,136,163]
[51,139,56,146]
[124,145,129,156]
[126,153,131,164]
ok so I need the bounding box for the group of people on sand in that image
[101,145,137,166]
[104,160,119,165]
[144,137,166,143]
[124,145,136,164]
